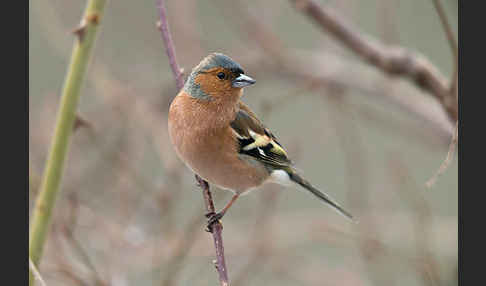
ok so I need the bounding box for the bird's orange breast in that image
[168,91,268,193]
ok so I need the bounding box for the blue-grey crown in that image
[194,53,244,75]
[183,53,245,100]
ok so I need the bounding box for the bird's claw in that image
[205,211,223,233]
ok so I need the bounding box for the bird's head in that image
[183,53,256,100]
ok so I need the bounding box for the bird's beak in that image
[232,74,256,88]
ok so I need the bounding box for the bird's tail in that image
[286,168,356,223]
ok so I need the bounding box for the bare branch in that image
[431,0,458,63]
[426,121,458,188]
[430,0,458,97]
[196,175,230,285]
[156,1,229,285]
[220,1,453,140]
[156,0,184,90]
[290,0,457,123]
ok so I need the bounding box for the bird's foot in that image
[195,175,209,189]
[205,211,224,233]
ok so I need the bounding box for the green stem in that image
[29,1,107,284]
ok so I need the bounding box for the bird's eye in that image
[217,72,226,80]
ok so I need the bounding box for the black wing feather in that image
[231,108,292,168]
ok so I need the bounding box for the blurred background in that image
[29,0,457,285]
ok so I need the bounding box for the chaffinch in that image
[168,53,354,227]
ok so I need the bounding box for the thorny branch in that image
[156,1,230,285]
[29,1,107,284]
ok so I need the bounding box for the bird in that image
[168,53,355,230]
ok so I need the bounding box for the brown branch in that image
[218,1,453,141]
[426,121,458,188]
[196,175,229,285]
[427,0,458,188]
[431,0,458,94]
[156,0,184,90]
[431,0,458,57]
[156,1,229,285]
[291,0,457,123]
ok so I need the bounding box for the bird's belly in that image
[170,125,267,193]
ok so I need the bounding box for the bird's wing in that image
[233,102,355,222]
[231,101,292,168]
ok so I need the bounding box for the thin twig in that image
[290,0,457,123]
[196,175,230,285]
[428,0,459,188]
[431,0,458,94]
[156,0,184,90]
[431,0,458,80]
[426,121,458,188]
[156,1,230,285]
[29,258,47,286]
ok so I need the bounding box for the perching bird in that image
[168,53,354,228]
